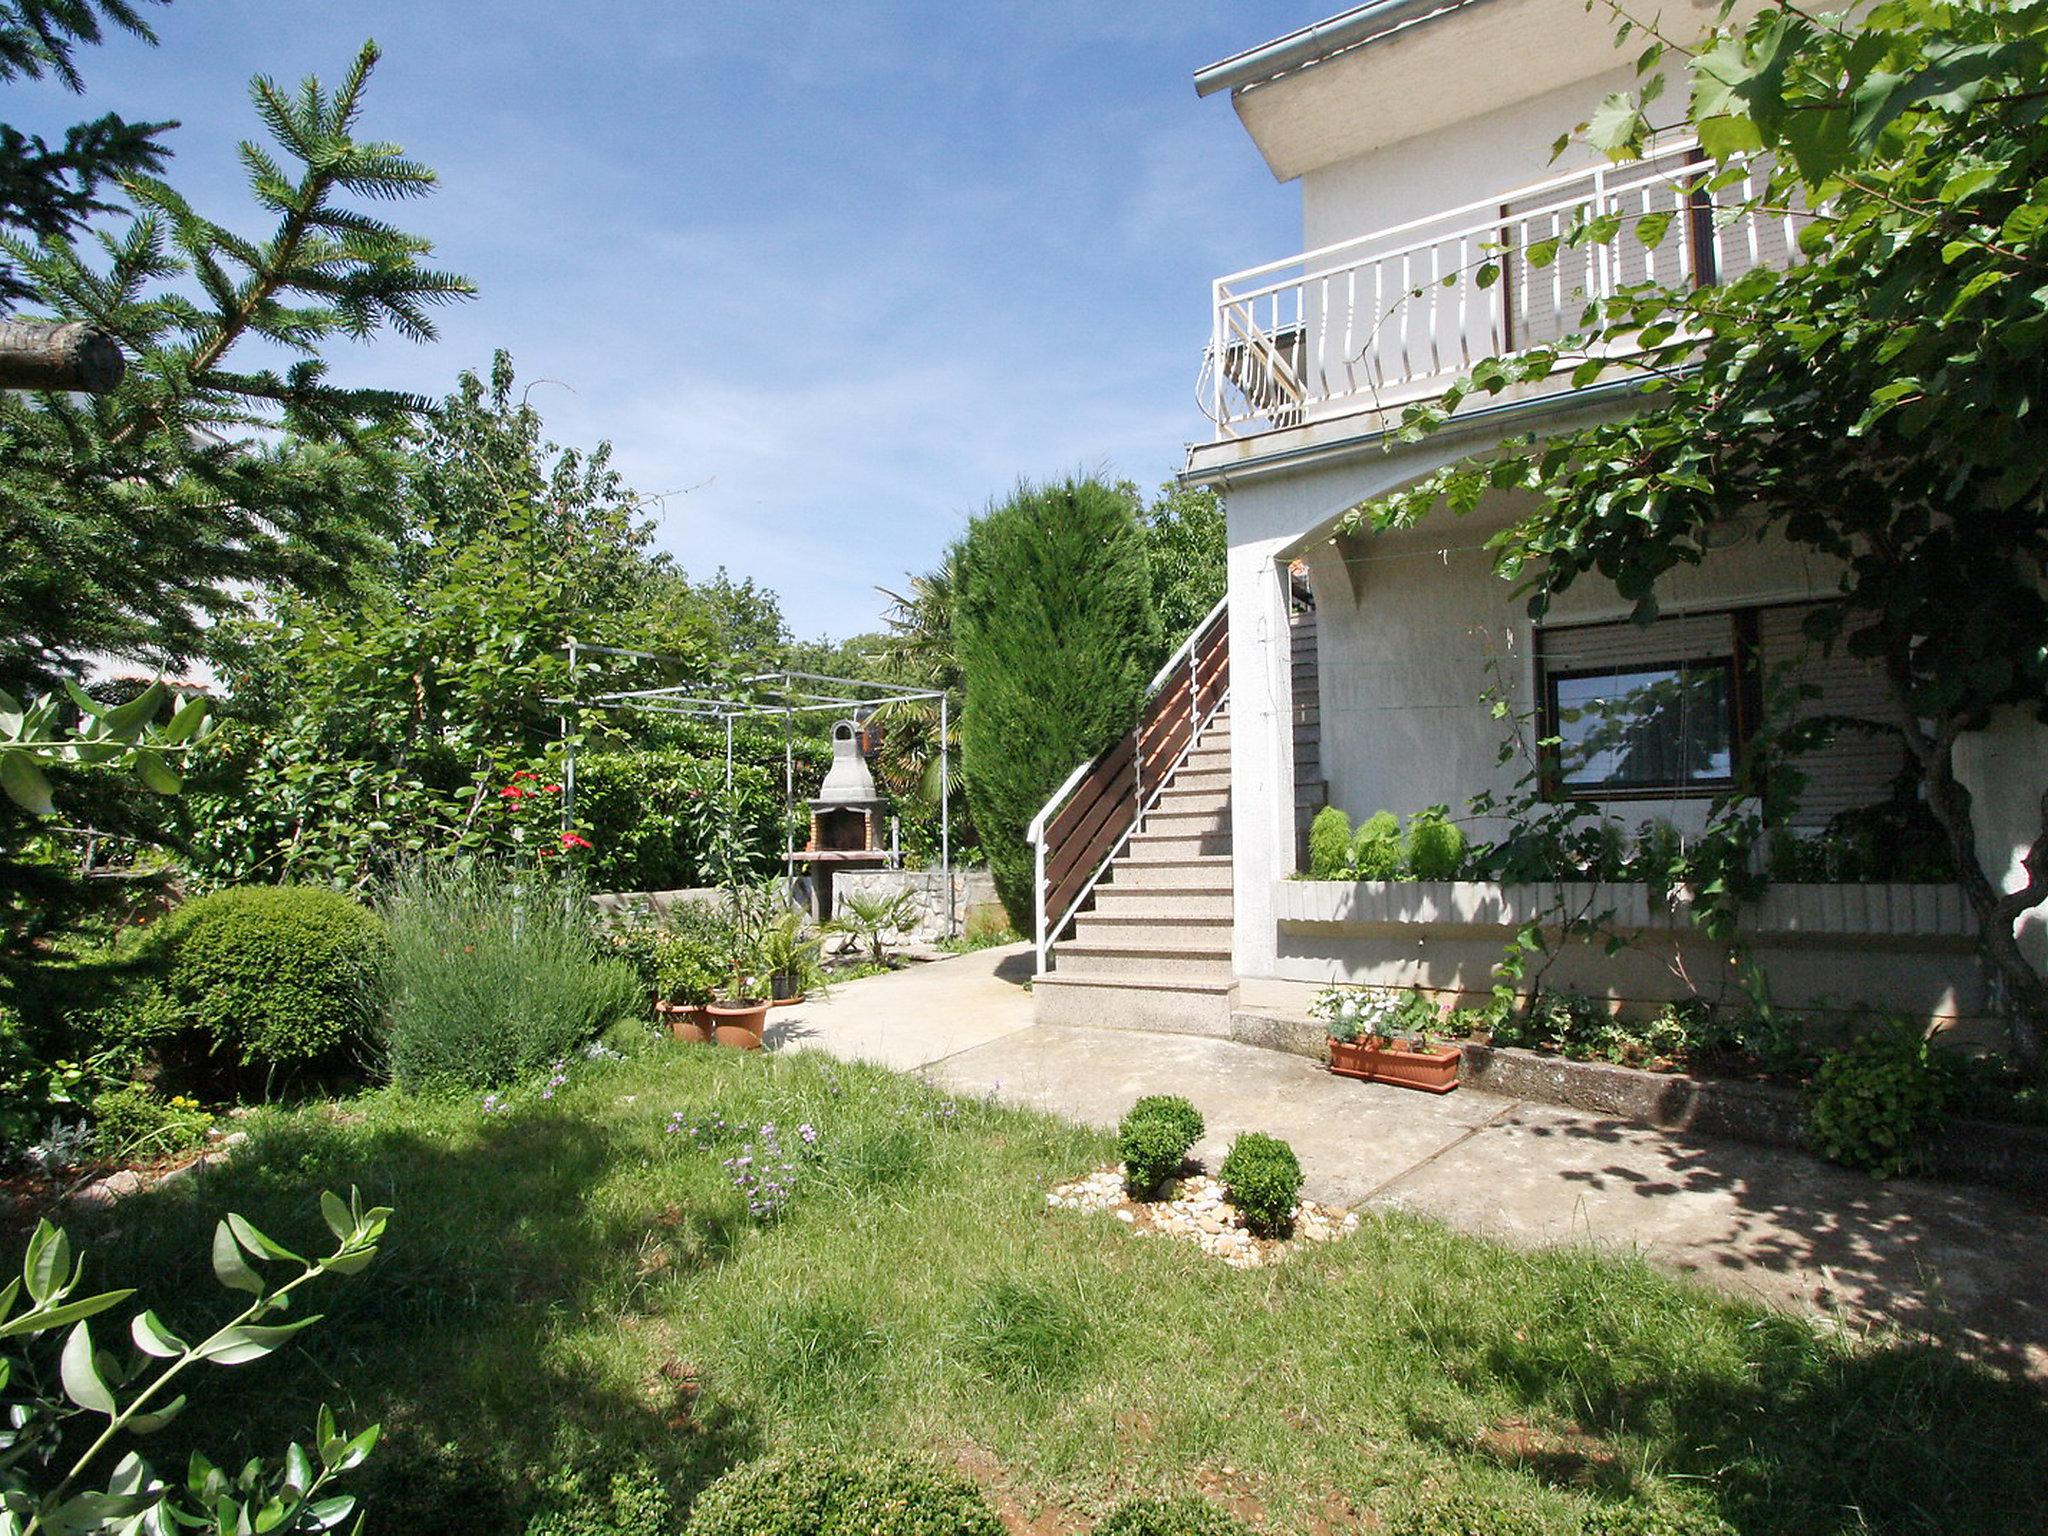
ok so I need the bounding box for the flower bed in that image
[1045,1164,1357,1268]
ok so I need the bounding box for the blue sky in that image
[12,1,1315,640]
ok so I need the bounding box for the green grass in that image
[32,1034,2048,1535]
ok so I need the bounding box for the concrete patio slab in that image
[776,944,2048,1377]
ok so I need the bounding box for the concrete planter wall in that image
[1272,878,1986,1020]
[832,868,1001,942]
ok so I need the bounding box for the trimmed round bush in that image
[1405,806,1468,880]
[685,1450,1003,1536]
[1307,805,1353,879]
[1117,1093,1205,1195]
[1351,810,1403,879]
[140,886,388,1082]
[1097,1496,1254,1535]
[1219,1131,1303,1235]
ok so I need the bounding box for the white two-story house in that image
[1029,0,2048,1038]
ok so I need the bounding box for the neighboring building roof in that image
[1191,0,1492,100]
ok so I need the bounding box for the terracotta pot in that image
[1329,1036,1461,1094]
[707,1000,769,1049]
[655,1000,713,1044]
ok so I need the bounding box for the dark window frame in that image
[1538,641,1751,802]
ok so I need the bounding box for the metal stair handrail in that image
[1026,595,1231,974]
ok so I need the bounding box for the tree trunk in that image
[0,320,125,393]
[1895,690,2048,1080]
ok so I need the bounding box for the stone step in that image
[1295,781,1328,808]
[1103,854,1232,889]
[1169,766,1231,792]
[1182,745,1232,771]
[1089,886,1234,920]
[1140,808,1231,840]
[1071,911,1234,947]
[1046,938,1236,983]
[1124,829,1232,860]
[1031,972,1238,1036]
[1149,786,1229,816]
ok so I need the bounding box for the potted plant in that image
[653,940,718,1044]
[759,908,825,1005]
[1313,985,1460,1094]
[706,883,775,1048]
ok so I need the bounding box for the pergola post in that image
[940,692,953,938]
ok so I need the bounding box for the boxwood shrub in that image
[139,885,389,1088]
[684,1450,1003,1536]
[1219,1130,1303,1234]
[1117,1093,1205,1195]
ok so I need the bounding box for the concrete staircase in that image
[1291,606,1326,869]
[1032,706,1239,1035]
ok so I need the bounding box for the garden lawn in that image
[47,1038,2048,1535]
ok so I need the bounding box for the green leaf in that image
[133,749,183,795]
[228,1214,304,1265]
[132,1309,189,1358]
[212,1221,265,1296]
[1633,209,1672,249]
[24,1220,69,1305]
[127,1392,189,1434]
[0,752,56,817]
[318,1190,354,1243]
[194,1316,321,1366]
[60,1320,118,1415]
[0,1287,136,1339]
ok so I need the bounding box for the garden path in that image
[770,944,2048,1380]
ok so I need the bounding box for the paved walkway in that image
[769,945,2048,1379]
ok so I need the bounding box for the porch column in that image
[1228,533,1297,979]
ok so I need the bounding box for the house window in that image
[1546,660,1738,794]
[1537,602,1910,811]
[1536,610,1747,799]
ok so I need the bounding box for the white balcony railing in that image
[1200,142,1806,438]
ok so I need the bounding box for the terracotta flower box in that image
[1329,1036,1461,1094]
[706,1000,769,1050]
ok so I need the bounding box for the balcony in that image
[1198,142,1804,442]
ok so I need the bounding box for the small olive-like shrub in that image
[1390,1498,1733,1535]
[140,886,389,1084]
[684,1450,1003,1536]
[1117,1094,1204,1194]
[1805,1026,1954,1178]
[1096,1496,1255,1535]
[1404,805,1468,880]
[1307,805,1353,878]
[1351,810,1403,879]
[1219,1130,1302,1235]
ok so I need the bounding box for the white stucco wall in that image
[1300,68,1632,255]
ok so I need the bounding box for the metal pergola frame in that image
[547,639,956,937]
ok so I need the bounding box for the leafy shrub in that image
[1219,1131,1302,1235]
[139,886,389,1086]
[955,475,1163,926]
[684,1450,1003,1536]
[1351,810,1403,879]
[1806,1026,1954,1177]
[576,750,785,893]
[961,1276,1090,1389]
[1404,805,1468,879]
[0,1194,388,1534]
[90,1082,212,1161]
[1117,1093,1204,1194]
[1096,1495,1255,1535]
[524,1460,677,1536]
[0,1008,89,1158]
[1307,805,1353,879]
[382,863,640,1092]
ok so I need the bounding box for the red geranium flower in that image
[560,832,594,851]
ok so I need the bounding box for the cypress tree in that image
[954,475,1162,928]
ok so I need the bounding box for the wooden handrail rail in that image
[1029,598,1231,974]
